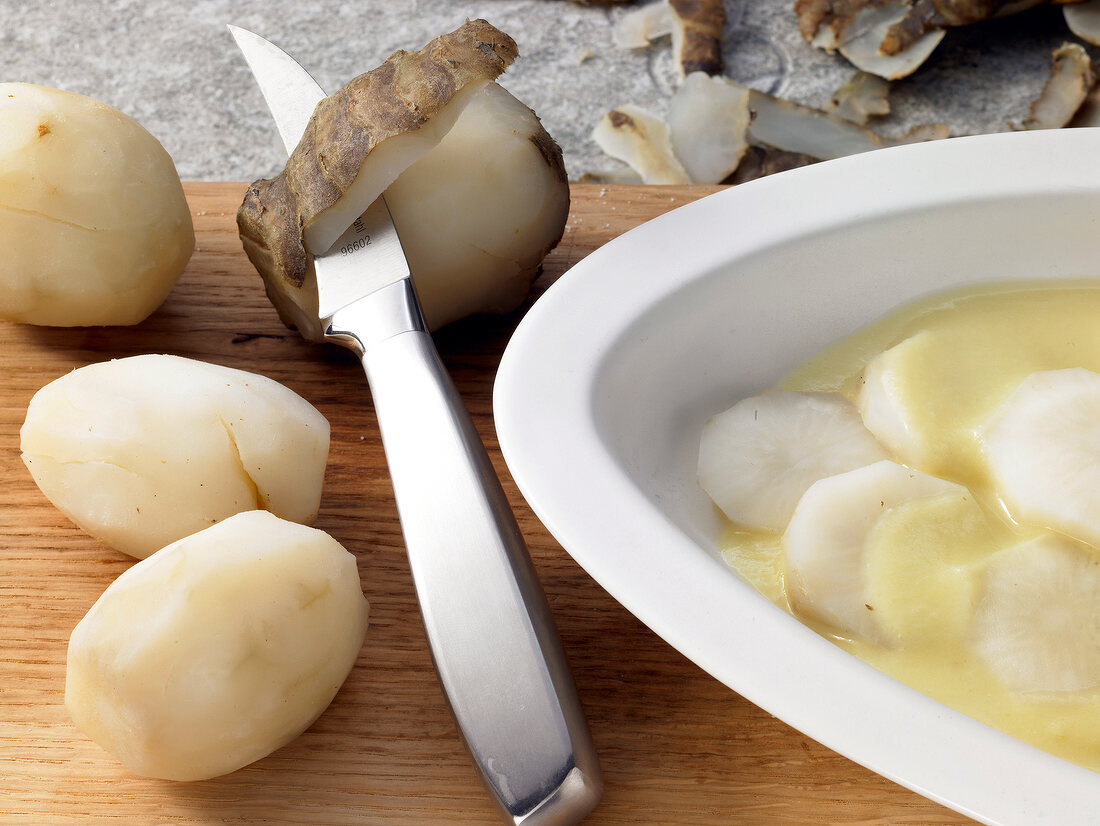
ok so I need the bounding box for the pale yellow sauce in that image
[721,281,1100,772]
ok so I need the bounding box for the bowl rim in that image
[493,128,1100,826]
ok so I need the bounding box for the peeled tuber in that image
[0,84,193,326]
[65,510,369,781]
[237,19,569,336]
[20,355,329,559]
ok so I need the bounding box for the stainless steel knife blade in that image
[228,25,602,826]
[228,25,322,153]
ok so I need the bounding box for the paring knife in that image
[227,26,602,825]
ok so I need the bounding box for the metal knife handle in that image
[326,280,602,826]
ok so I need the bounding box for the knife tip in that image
[225,23,256,43]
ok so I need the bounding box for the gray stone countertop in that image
[2,0,1088,182]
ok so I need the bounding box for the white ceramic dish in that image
[493,127,1100,825]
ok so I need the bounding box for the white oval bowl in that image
[493,128,1100,825]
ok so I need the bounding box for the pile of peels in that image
[586,0,1100,185]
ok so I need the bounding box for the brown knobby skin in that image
[727,145,819,184]
[670,0,727,76]
[796,0,1070,57]
[794,0,889,45]
[880,0,1055,55]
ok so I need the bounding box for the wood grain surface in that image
[0,183,976,825]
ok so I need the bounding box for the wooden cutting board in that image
[0,183,975,825]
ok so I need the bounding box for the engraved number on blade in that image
[340,237,371,256]
[341,216,373,256]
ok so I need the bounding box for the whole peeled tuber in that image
[0,84,194,326]
[20,355,329,559]
[237,19,569,336]
[65,510,369,781]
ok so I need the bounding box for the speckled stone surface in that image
[2,0,1087,181]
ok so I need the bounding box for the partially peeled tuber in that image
[383,83,569,329]
[238,20,569,336]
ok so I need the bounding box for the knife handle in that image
[326,280,602,826]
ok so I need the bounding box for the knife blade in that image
[228,25,602,825]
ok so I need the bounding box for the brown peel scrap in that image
[879,0,1052,55]
[590,72,750,185]
[587,74,946,185]
[670,0,726,76]
[729,122,946,184]
[612,0,726,78]
[794,0,889,50]
[798,0,1055,52]
[825,72,891,124]
[668,72,750,182]
[613,2,675,50]
[842,2,945,79]
[1015,42,1093,130]
[591,105,693,184]
[795,0,946,79]
[727,145,818,184]
[1068,77,1100,127]
[797,0,1076,79]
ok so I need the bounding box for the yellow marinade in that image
[720,280,1100,772]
